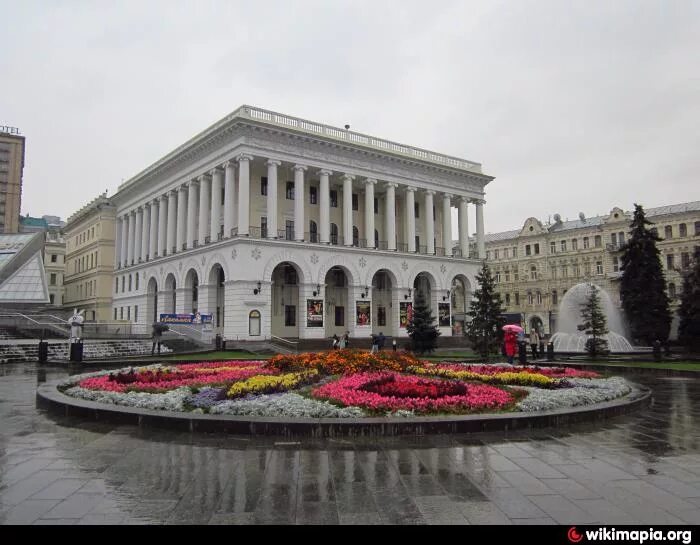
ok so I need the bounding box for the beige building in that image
[484,201,700,338]
[63,194,117,321]
[44,229,66,307]
[0,126,25,234]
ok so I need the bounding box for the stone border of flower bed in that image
[36,379,651,437]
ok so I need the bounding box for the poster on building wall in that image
[356,301,371,326]
[438,303,451,327]
[306,299,323,327]
[399,302,413,328]
[159,313,213,324]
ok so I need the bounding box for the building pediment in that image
[602,207,630,225]
[519,218,546,237]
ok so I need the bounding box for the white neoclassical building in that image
[111,106,493,342]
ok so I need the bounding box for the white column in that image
[237,154,252,236]
[148,200,158,260]
[425,190,435,255]
[120,215,128,267]
[343,174,354,246]
[127,211,135,265]
[405,187,416,252]
[141,205,150,262]
[319,169,332,244]
[458,197,469,258]
[186,180,198,249]
[210,168,223,241]
[475,198,486,259]
[134,208,143,263]
[223,160,236,237]
[158,195,168,257]
[443,193,453,257]
[385,182,397,251]
[364,178,376,248]
[293,164,306,241]
[176,186,187,252]
[198,174,210,245]
[166,190,177,255]
[266,159,280,239]
[115,218,122,268]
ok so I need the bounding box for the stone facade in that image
[484,202,700,338]
[111,105,494,340]
[44,230,65,307]
[0,129,24,234]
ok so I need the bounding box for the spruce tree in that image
[620,204,672,344]
[678,247,700,353]
[466,263,505,359]
[406,291,440,354]
[579,283,610,358]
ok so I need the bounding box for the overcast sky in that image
[2,0,699,235]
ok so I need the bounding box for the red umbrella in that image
[502,324,523,333]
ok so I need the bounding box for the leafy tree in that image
[579,283,610,358]
[466,263,505,359]
[406,291,440,354]
[620,204,672,344]
[678,247,700,352]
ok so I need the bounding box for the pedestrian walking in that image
[370,334,379,353]
[331,334,339,350]
[529,329,540,359]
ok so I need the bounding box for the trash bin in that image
[222,339,227,350]
[38,340,48,363]
[547,342,554,362]
[69,340,84,363]
[518,341,527,364]
[215,334,222,350]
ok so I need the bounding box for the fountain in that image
[551,282,634,352]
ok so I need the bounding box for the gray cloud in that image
[2,0,698,234]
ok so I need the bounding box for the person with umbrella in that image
[502,324,523,364]
[151,322,168,355]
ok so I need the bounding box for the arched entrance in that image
[371,269,395,336]
[184,269,199,314]
[529,316,544,335]
[271,262,302,338]
[146,277,158,323]
[164,273,176,313]
[208,264,225,333]
[325,266,350,337]
[450,275,471,336]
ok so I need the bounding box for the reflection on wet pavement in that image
[1,363,699,524]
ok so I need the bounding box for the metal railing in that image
[397,242,408,253]
[270,335,299,354]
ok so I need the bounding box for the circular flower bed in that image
[57,351,634,419]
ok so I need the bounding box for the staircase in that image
[0,340,173,363]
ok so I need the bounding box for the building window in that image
[529,266,536,280]
[284,305,296,327]
[550,241,556,254]
[596,261,603,275]
[378,306,386,326]
[504,248,509,259]
[128,274,132,291]
[574,263,581,277]
[512,247,517,257]
[374,198,379,214]
[667,254,675,269]
[618,232,625,244]
[583,237,589,249]
[668,283,676,299]
[374,229,379,248]
[551,266,557,279]
[534,243,540,255]
[562,265,568,278]
[352,226,359,247]
[261,177,267,196]
[560,240,567,251]
[494,249,499,260]
[330,190,338,208]
[525,245,531,256]
[527,292,533,305]
[50,273,56,285]
[121,276,125,292]
[682,252,690,268]
[679,223,687,237]
[495,271,501,283]
[515,293,520,306]
[114,308,117,320]
[650,227,658,238]
[552,290,558,305]
[536,292,542,305]
[309,186,317,205]
[285,220,294,241]
[613,256,620,272]
[330,223,339,245]
[611,233,617,246]
[284,265,298,285]
[249,310,261,336]
[486,251,491,260]
[286,181,295,200]
[135,274,139,291]
[261,216,267,239]
[594,235,602,248]
[309,220,318,243]
[414,203,420,218]
[665,225,673,239]
[134,306,138,323]
[351,193,358,211]
[572,239,578,251]
[120,307,123,320]
[505,270,510,282]
[115,278,119,293]
[51,254,57,263]
[127,307,131,320]
[49,294,54,304]
[335,306,345,327]
[505,293,510,305]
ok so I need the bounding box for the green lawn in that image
[570,360,700,372]
[157,350,269,361]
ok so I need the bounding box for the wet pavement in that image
[1,363,699,525]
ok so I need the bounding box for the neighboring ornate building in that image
[63,194,117,321]
[44,229,66,307]
[110,105,493,339]
[484,202,700,338]
[0,126,25,234]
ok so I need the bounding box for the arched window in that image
[552,290,558,305]
[249,310,261,336]
[536,291,542,305]
[679,223,687,237]
[309,220,318,243]
[527,292,533,305]
[530,266,537,280]
[353,226,359,247]
[330,223,338,245]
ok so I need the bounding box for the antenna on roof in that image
[344,124,350,130]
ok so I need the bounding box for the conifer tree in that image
[620,204,672,344]
[678,247,700,353]
[466,263,505,359]
[579,283,609,358]
[406,291,440,354]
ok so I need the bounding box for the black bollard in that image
[518,341,527,364]
[69,340,84,363]
[215,334,222,350]
[547,342,554,362]
[652,340,662,362]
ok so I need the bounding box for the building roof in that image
[0,233,49,304]
[19,216,49,229]
[485,201,700,243]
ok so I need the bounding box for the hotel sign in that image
[0,126,20,135]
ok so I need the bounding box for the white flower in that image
[209,393,366,418]
[516,377,633,412]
